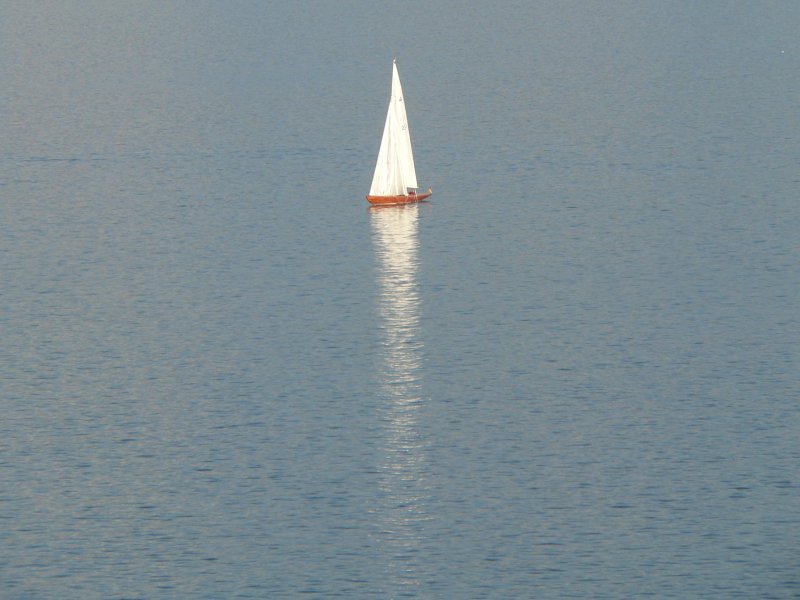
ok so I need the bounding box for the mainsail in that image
[369,61,418,196]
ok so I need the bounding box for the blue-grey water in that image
[2,2,799,598]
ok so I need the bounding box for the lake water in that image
[2,2,798,598]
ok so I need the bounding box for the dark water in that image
[2,2,799,598]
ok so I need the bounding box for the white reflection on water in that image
[369,205,430,589]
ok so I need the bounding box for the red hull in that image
[366,188,432,205]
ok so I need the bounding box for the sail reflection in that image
[370,204,429,588]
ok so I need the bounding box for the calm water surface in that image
[2,2,798,598]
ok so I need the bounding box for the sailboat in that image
[367,60,432,205]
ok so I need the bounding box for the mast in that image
[391,60,418,191]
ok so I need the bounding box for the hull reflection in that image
[370,204,429,589]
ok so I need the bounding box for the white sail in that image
[369,61,418,196]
